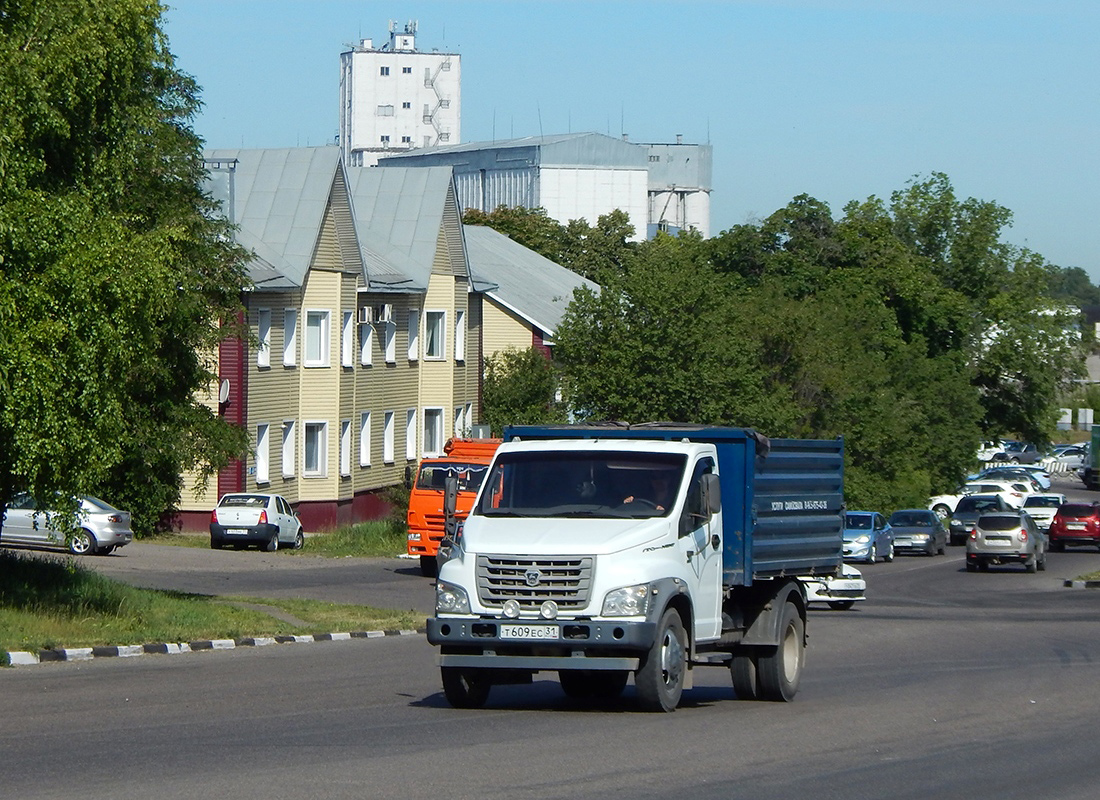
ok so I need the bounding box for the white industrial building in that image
[377,132,712,241]
[339,21,461,167]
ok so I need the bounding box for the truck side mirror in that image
[404,465,415,490]
[443,475,459,537]
[702,473,721,515]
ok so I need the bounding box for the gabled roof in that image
[205,147,343,288]
[463,225,598,336]
[345,166,459,292]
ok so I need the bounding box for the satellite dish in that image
[218,379,230,404]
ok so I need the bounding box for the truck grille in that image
[476,555,594,609]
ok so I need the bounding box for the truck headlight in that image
[602,584,650,617]
[435,581,470,614]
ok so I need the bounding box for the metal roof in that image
[377,132,648,170]
[463,225,598,336]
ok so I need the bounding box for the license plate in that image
[985,536,1010,544]
[500,624,559,641]
[226,528,249,536]
[1068,523,1086,530]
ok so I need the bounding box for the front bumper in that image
[426,616,656,672]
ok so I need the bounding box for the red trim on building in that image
[217,312,248,498]
[532,328,551,359]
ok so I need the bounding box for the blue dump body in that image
[503,424,845,586]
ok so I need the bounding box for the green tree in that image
[481,347,567,436]
[0,0,251,536]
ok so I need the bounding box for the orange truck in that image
[406,437,501,576]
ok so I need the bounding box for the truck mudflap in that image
[427,617,656,672]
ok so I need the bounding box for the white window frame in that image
[303,421,328,477]
[359,411,371,467]
[340,419,351,477]
[464,404,473,433]
[454,406,465,438]
[360,320,374,366]
[405,408,417,460]
[423,408,444,457]
[257,309,271,368]
[384,321,396,364]
[341,311,354,367]
[255,423,270,484]
[283,309,297,366]
[454,309,466,362]
[425,310,446,360]
[383,411,395,463]
[304,309,330,367]
[407,308,420,361]
[282,420,296,477]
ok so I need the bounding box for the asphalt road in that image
[3,472,1100,799]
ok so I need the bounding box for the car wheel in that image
[292,529,304,550]
[938,540,947,555]
[635,607,688,712]
[441,667,492,709]
[966,562,978,572]
[757,602,805,702]
[932,504,950,520]
[978,561,989,572]
[885,542,895,562]
[67,529,95,556]
[210,539,223,550]
[1037,551,1047,571]
[1025,556,1038,573]
[1051,541,1065,552]
[867,547,876,564]
[828,601,855,610]
[264,532,279,552]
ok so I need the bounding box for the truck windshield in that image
[475,450,687,519]
[416,463,489,493]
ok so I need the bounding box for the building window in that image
[304,421,328,477]
[380,135,390,145]
[255,423,270,484]
[376,105,394,116]
[402,101,411,109]
[405,408,417,460]
[257,309,271,368]
[425,310,445,359]
[379,66,390,76]
[360,319,374,366]
[649,155,660,162]
[340,419,351,477]
[439,132,450,142]
[407,308,420,361]
[304,310,330,367]
[282,421,296,477]
[383,320,396,363]
[341,311,354,367]
[401,135,411,143]
[383,411,395,463]
[440,99,450,109]
[359,411,371,467]
[283,309,297,366]
[402,66,412,74]
[423,408,444,457]
[454,310,466,362]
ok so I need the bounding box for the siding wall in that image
[482,297,535,358]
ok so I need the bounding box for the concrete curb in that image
[1063,580,1100,589]
[3,628,425,667]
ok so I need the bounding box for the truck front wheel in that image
[635,607,687,712]
[441,667,491,709]
[757,601,804,702]
[730,648,759,700]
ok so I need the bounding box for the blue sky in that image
[163,1,1100,280]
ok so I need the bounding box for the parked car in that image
[991,441,1043,465]
[976,440,1008,462]
[842,511,894,563]
[1042,445,1088,470]
[1021,493,1067,530]
[965,510,1046,573]
[1047,502,1100,552]
[209,493,304,551]
[888,509,948,556]
[970,466,1049,491]
[800,562,867,610]
[948,494,1014,545]
[1,493,133,555]
[928,479,1031,520]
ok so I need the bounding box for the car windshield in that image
[220,495,268,508]
[890,512,930,527]
[474,450,686,519]
[979,514,1023,531]
[1024,497,1062,509]
[845,514,873,530]
[956,497,1002,513]
[416,462,489,493]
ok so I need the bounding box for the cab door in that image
[679,457,722,641]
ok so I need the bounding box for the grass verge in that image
[149,519,408,559]
[0,550,422,659]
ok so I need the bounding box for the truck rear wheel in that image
[730,648,759,700]
[758,601,804,702]
[441,667,491,709]
[635,607,687,712]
